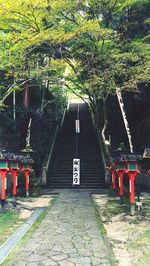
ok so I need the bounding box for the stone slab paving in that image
[6,190,113,266]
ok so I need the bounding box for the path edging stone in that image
[0,207,45,265]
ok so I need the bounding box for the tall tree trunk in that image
[24,82,29,108]
[101,97,112,163]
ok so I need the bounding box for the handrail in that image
[45,125,59,172]
[96,127,107,173]
[88,105,107,173]
[60,102,69,129]
[41,105,68,185]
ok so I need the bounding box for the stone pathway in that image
[6,190,113,266]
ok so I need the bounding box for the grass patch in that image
[134,253,150,266]
[127,229,150,266]
[91,195,117,266]
[105,200,121,215]
[143,229,150,238]
[0,208,21,245]
[2,194,58,265]
[128,228,150,249]
[92,193,150,266]
[128,240,146,249]
[99,197,129,216]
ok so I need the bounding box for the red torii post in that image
[21,158,33,197]
[0,160,9,211]
[9,160,20,207]
[116,160,126,203]
[126,156,141,215]
[109,165,117,193]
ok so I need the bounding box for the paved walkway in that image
[6,191,112,266]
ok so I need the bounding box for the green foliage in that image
[0,0,149,113]
[0,208,20,244]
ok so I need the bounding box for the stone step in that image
[48,103,105,189]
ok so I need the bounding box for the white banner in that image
[116,88,133,153]
[75,120,80,133]
[73,159,80,185]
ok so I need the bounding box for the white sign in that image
[75,120,80,133]
[116,88,134,153]
[73,159,80,185]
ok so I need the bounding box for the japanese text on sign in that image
[73,159,80,185]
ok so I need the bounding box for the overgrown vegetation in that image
[92,192,150,266]
[91,196,117,266]
[2,194,58,266]
[0,208,21,245]
[0,0,149,160]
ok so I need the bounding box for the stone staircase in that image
[47,103,106,189]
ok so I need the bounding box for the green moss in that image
[127,228,150,265]
[2,195,58,265]
[0,208,21,245]
[128,241,146,249]
[134,253,150,266]
[91,196,117,266]
[143,229,150,238]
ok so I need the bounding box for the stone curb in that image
[0,207,45,265]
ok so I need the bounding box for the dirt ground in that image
[92,192,150,266]
[0,194,56,245]
[17,194,56,219]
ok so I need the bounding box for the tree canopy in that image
[0,0,149,113]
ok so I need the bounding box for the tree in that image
[0,0,149,159]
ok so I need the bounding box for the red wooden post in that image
[110,167,117,191]
[116,170,126,198]
[0,169,8,211]
[9,160,20,207]
[1,170,7,200]
[127,171,137,204]
[24,170,30,197]
[11,169,19,206]
[20,152,34,197]
[21,165,32,197]
[12,170,18,196]
[126,168,140,215]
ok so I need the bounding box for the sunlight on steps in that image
[67,91,89,104]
